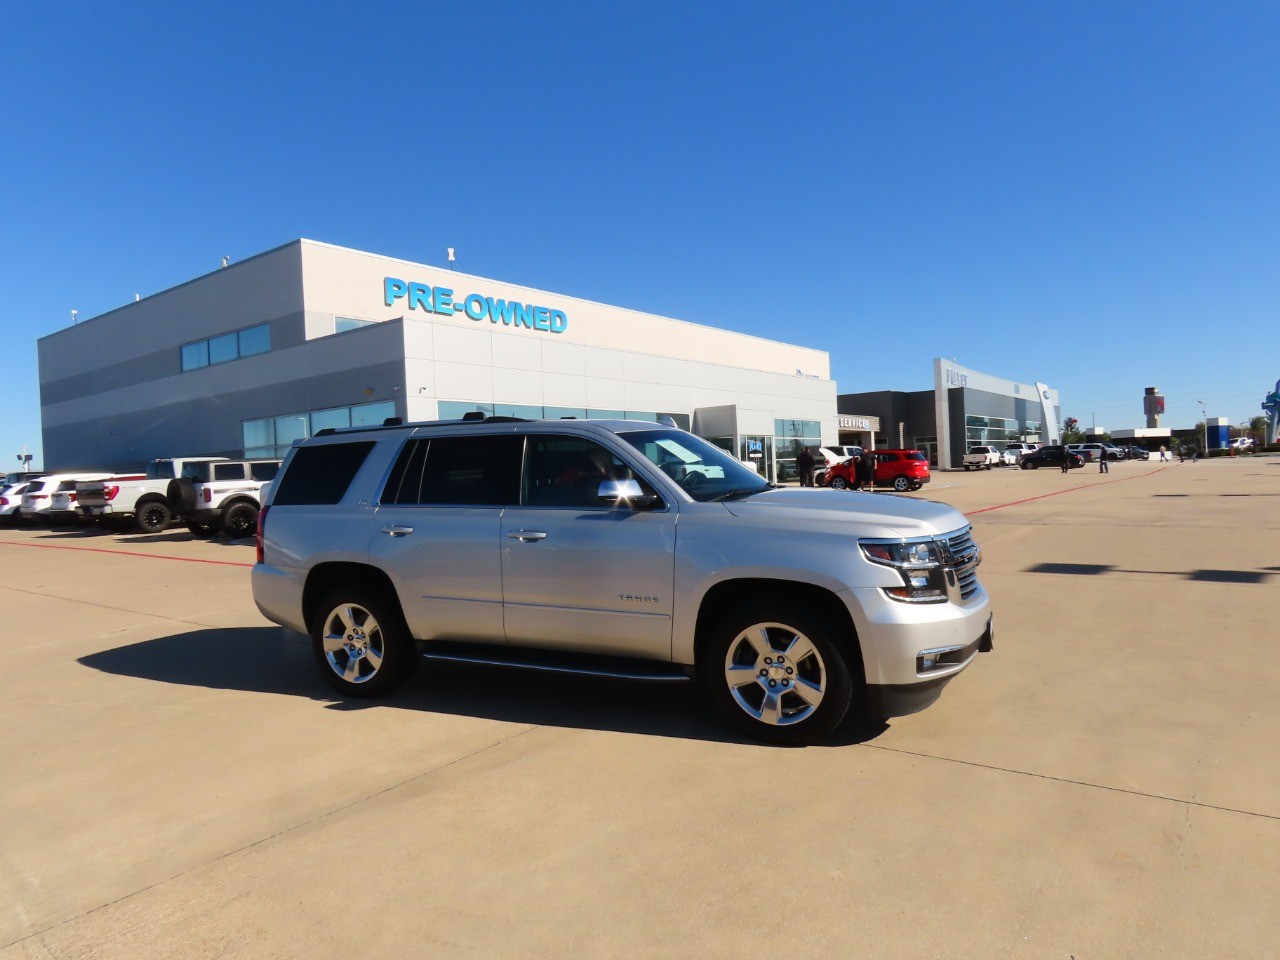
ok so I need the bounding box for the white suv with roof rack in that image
[251,415,993,745]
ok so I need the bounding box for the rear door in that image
[369,434,521,645]
[500,433,677,660]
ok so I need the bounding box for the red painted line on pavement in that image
[0,540,253,568]
[968,465,1170,515]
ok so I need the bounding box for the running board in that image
[418,641,694,683]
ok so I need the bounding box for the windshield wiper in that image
[708,486,769,502]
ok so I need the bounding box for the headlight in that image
[859,537,948,603]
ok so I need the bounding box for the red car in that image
[822,449,931,492]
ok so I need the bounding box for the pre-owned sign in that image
[384,277,568,334]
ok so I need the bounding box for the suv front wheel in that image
[310,587,417,697]
[702,605,854,745]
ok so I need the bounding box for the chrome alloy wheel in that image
[723,622,827,726]
[321,603,385,684]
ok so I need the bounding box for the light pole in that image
[1196,400,1207,454]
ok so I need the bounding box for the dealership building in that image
[840,359,1060,469]
[38,240,841,481]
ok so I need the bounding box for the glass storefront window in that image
[238,323,271,356]
[310,407,350,432]
[334,317,374,334]
[274,415,310,448]
[438,401,493,420]
[351,401,396,427]
[243,418,274,452]
[587,408,625,420]
[208,332,239,365]
[494,403,544,419]
[181,341,209,371]
[544,406,587,421]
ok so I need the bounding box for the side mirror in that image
[597,478,661,510]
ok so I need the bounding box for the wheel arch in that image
[692,578,866,682]
[302,562,403,635]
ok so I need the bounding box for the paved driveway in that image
[2,456,1277,958]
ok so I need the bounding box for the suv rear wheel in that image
[310,587,417,697]
[135,499,172,533]
[702,604,854,745]
[222,501,258,540]
[893,476,911,492]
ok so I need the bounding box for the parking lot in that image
[2,455,1278,959]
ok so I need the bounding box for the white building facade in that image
[39,240,838,481]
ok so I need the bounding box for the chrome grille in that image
[940,525,982,601]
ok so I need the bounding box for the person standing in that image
[1099,447,1109,474]
[1159,445,1168,462]
[796,446,815,487]
[1060,448,1070,473]
[859,447,876,490]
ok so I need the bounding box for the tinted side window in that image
[213,463,247,481]
[382,439,430,505]
[523,435,646,508]
[249,462,280,481]
[273,442,376,506]
[383,435,522,506]
[421,436,522,505]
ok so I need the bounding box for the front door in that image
[500,434,676,660]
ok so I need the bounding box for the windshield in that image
[619,429,771,502]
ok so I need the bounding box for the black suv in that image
[1019,446,1084,470]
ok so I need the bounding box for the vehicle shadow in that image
[77,627,888,748]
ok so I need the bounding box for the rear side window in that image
[249,461,280,481]
[273,442,376,505]
[382,435,522,506]
[213,463,247,481]
[905,452,927,461]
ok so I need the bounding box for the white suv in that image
[252,417,993,745]
[168,459,282,538]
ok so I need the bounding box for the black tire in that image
[135,499,172,533]
[1023,461,1038,470]
[310,586,417,698]
[910,481,923,491]
[893,476,910,492]
[702,603,854,745]
[167,478,197,515]
[830,476,848,490]
[221,501,258,540]
[186,519,219,538]
[963,465,971,471]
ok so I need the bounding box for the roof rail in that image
[311,413,533,439]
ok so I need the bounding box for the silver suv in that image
[252,417,993,744]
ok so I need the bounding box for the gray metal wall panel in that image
[42,357,407,470]
[37,242,305,383]
[39,310,306,406]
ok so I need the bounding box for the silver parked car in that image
[252,417,993,744]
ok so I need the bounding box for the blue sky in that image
[3,1,1276,469]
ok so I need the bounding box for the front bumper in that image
[844,583,992,707]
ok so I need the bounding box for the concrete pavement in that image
[2,455,1277,958]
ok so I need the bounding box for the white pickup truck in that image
[962,445,1004,470]
[76,456,228,533]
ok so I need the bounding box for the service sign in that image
[384,277,568,334]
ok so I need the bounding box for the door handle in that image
[507,530,548,542]
[381,525,414,537]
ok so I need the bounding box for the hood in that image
[719,488,968,538]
